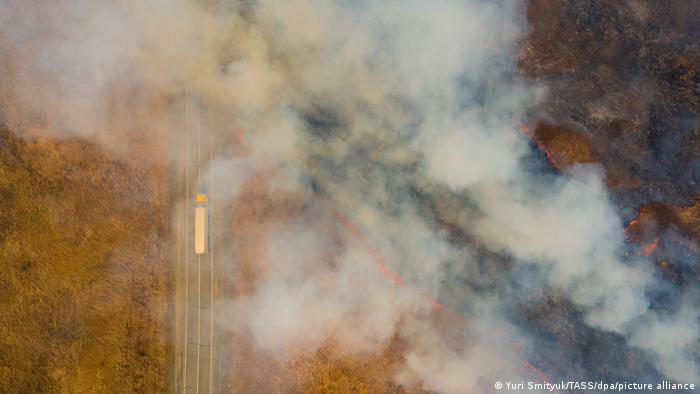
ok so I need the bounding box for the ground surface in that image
[0,129,170,393]
[517,0,700,384]
[1,1,698,392]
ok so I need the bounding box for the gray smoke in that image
[1,0,698,391]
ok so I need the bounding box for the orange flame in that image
[625,209,659,256]
[641,238,659,255]
[517,123,531,135]
[625,218,640,232]
[332,208,404,286]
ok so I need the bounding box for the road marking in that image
[209,109,214,394]
[196,97,202,394]
[183,93,190,393]
[197,253,202,394]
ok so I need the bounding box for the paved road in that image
[173,95,216,394]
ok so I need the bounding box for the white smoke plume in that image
[1,0,698,391]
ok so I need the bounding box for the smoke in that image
[2,0,699,392]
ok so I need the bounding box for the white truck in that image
[194,193,208,255]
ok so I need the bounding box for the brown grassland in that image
[0,128,170,393]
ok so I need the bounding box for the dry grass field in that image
[0,128,170,393]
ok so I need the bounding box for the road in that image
[173,94,217,394]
